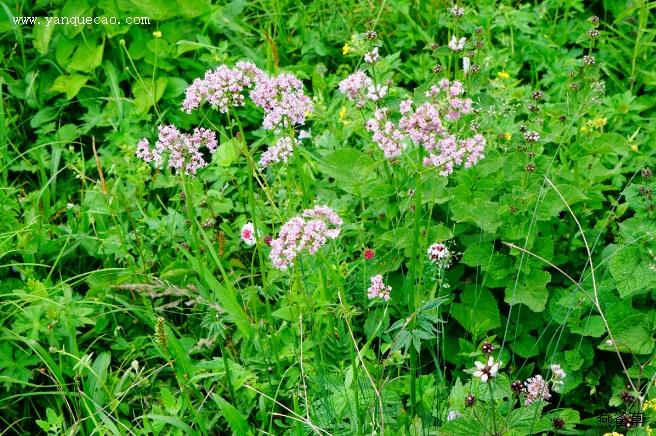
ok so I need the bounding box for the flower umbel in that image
[269,205,342,270]
[367,274,391,301]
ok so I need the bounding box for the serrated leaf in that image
[505,269,551,312]
[609,245,656,299]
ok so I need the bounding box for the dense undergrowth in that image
[1,0,656,434]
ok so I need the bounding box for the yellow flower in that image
[631,144,639,152]
[580,125,589,133]
[602,433,623,436]
[342,42,350,55]
[592,116,607,129]
[503,132,512,141]
[644,398,656,412]
[497,70,510,79]
[339,106,348,124]
[646,426,653,436]
[152,31,162,38]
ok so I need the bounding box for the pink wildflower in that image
[136,125,218,176]
[367,274,391,301]
[260,136,294,168]
[250,72,313,130]
[365,108,407,159]
[269,205,342,270]
[181,62,262,114]
[338,71,373,104]
[241,222,256,246]
[524,375,551,405]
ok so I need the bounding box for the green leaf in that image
[50,74,89,99]
[598,313,654,355]
[132,77,168,114]
[213,394,252,435]
[450,196,503,233]
[33,21,55,54]
[317,148,376,196]
[609,245,656,299]
[67,40,104,72]
[505,269,551,312]
[215,139,240,167]
[451,286,501,338]
[510,333,540,358]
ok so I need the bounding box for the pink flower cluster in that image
[367,274,391,301]
[524,375,551,405]
[422,134,486,176]
[136,125,218,175]
[260,136,294,167]
[365,108,406,159]
[269,205,342,270]
[359,77,485,176]
[249,73,313,130]
[182,61,312,131]
[182,61,262,114]
[338,71,373,106]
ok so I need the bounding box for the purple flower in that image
[269,205,342,270]
[367,274,391,301]
[136,125,218,176]
[338,71,373,105]
[260,136,294,168]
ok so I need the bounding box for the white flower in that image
[463,56,471,75]
[447,410,463,421]
[366,84,388,101]
[298,129,311,140]
[448,36,466,51]
[241,222,257,246]
[472,356,500,383]
[364,47,380,64]
[550,364,566,381]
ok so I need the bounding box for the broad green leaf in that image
[50,74,88,99]
[317,148,376,196]
[450,196,503,233]
[609,245,656,299]
[598,313,654,355]
[215,139,240,167]
[505,269,551,312]
[213,395,252,435]
[451,286,501,337]
[132,77,168,114]
[68,40,105,72]
[33,21,55,54]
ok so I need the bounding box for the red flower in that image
[263,235,273,246]
[364,248,375,260]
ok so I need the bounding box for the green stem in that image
[488,382,498,436]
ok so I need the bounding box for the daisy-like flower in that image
[241,222,256,246]
[472,356,500,383]
[448,36,466,51]
[367,274,391,301]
